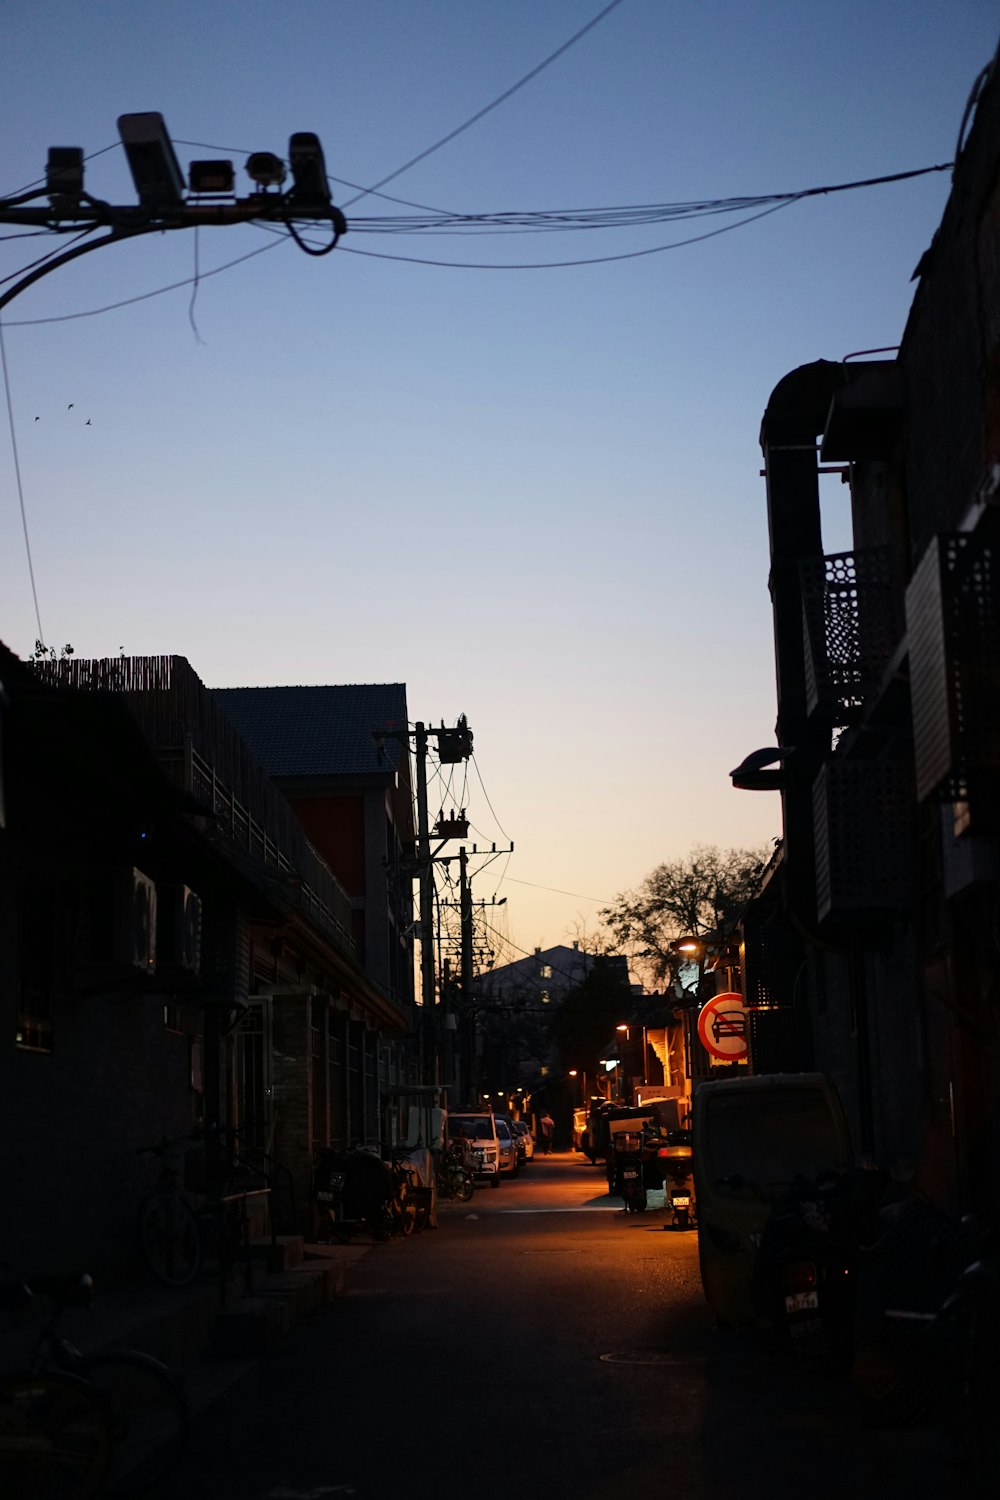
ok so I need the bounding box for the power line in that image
[337,197,796,268]
[1,238,284,326]
[0,159,953,322]
[340,0,629,209]
[346,162,952,236]
[0,320,44,644]
[505,877,613,905]
[469,752,511,841]
[0,226,99,290]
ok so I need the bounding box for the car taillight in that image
[786,1261,817,1293]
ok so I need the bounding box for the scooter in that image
[612,1132,647,1213]
[313,1147,397,1242]
[749,1168,865,1372]
[658,1129,696,1231]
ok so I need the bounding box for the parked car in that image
[494,1112,526,1170]
[495,1116,520,1177]
[447,1112,501,1188]
[511,1120,534,1162]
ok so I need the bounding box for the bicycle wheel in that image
[456,1170,474,1203]
[137,1188,201,1287]
[0,1370,112,1498]
[81,1351,190,1497]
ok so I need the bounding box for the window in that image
[538,963,552,980]
[539,989,550,1004]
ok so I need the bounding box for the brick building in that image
[2,652,410,1274]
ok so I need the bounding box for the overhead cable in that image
[340,0,629,209]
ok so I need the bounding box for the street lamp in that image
[598,1057,620,1102]
[0,112,348,315]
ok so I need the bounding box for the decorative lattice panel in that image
[801,548,904,724]
[813,759,914,922]
[907,527,1000,803]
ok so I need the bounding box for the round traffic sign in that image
[697,991,748,1061]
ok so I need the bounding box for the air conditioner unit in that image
[157,885,202,976]
[80,867,157,975]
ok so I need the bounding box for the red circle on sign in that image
[697,991,748,1061]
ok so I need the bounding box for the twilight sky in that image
[2,1,997,964]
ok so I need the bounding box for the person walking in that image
[539,1111,555,1154]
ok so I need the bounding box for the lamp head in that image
[246,151,287,189]
[118,112,185,209]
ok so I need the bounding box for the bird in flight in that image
[85,419,92,426]
[68,403,74,409]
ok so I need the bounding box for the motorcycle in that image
[658,1130,696,1231]
[749,1168,877,1372]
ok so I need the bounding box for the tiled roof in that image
[213,683,409,779]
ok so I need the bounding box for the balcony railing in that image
[800,548,905,725]
[907,525,1000,808]
[34,655,356,956]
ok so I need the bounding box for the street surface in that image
[159,1152,962,1500]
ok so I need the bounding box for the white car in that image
[511,1120,535,1161]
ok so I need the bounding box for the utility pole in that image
[0,113,347,314]
[374,715,478,1095]
[440,851,512,1103]
[413,721,438,1086]
[460,847,475,1100]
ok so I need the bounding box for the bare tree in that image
[599,843,771,989]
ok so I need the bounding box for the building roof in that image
[213,683,409,780]
[482,944,632,993]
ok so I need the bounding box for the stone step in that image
[246,1234,305,1272]
[252,1269,328,1321]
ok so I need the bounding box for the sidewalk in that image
[0,1236,373,1414]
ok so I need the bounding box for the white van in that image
[447,1111,501,1188]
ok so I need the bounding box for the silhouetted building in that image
[734,42,1000,1221]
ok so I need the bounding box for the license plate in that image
[785,1291,819,1313]
[671,1195,690,1207]
[316,1190,335,1202]
[623,1169,639,1179]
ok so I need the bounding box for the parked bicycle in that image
[0,1270,189,1497]
[135,1126,271,1293]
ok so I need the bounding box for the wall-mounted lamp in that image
[730,746,795,791]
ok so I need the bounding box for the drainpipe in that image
[759,359,853,919]
[759,358,876,1151]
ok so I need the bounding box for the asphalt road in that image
[158,1151,964,1500]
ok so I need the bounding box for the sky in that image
[2,1,997,966]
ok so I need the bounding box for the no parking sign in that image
[696,991,748,1063]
